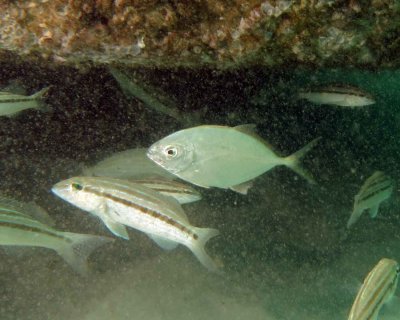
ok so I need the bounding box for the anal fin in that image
[368,204,380,218]
[147,234,178,250]
[230,180,254,195]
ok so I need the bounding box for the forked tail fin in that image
[56,232,114,276]
[31,86,51,112]
[284,137,321,184]
[190,227,221,273]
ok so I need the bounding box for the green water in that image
[1,63,400,320]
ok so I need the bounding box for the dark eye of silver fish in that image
[165,146,178,158]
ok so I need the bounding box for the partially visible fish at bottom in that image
[0,196,114,275]
[348,258,399,320]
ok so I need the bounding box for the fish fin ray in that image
[368,205,380,218]
[347,207,363,228]
[147,234,178,250]
[102,215,130,240]
[190,227,222,273]
[230,180,254,195]
[56,233,114,276]
[283,137,321,184]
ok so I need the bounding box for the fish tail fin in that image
[31,86,51,112]
[56,233,114,276]
[347,208,363,228]
[284,137,321,184]
[190,227,221,273]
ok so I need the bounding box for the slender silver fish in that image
[298,84,375,107]
[147,124,320,194]
[109,67,201,127]
[0,196,113,275]
[52,176,220,272]
[82,148,175,180]
[131,178,202,204]
[348,258,399,320]
[0,86,50,117]
[347,171,393,228]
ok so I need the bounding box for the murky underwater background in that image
[1,57,400,320]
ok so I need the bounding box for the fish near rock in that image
[52,176,220,273]
[347,171,393,228]
[147,124,320,194]
[0,86,50,117]
[0,196,113,275]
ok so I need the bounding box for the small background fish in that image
[347,171,393,228]
[298,84,375,107]
[0,86,50,117]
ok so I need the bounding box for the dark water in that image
[0,58,400,319]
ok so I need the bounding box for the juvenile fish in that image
[348,258,399,320]
[0,196,113,275]
[132,178,201,204]
[52,176,220,272]
[298,84,375,107]
[147,124,319,194]
[347,171,393,228]
[82,148,175,180]
[0,86,50,117]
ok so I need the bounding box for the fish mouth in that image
[51,180,71,198]
[146,145,164,166]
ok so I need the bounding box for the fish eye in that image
[72,183,83,191]
[165,146,178,158]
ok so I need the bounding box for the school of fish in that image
[1,75,398,319]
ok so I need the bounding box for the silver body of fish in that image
[0,196,113,275]
[0,87,50,117]
[82,148,175,180]
[347,171,393,228]
[131,178,201,204]
[298,85,375,107]
[348,258,399,320]
[52,176,220,272]
[147,124,319,194]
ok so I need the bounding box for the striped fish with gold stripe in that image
[0,196,113,275]
[131,178,201,204]
[347,171,393,228]
[52,176,220,272]
[348,258,399,320]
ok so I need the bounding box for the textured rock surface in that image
[0,0,399,68]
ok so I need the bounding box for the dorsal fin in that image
[0,196,54,226]
[233,124,278,154]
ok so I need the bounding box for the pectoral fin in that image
[147,234,178,250]
[102,215,129,240]
[368,205,380,218]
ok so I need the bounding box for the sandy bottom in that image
[2,232,400,320]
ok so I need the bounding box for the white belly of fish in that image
[105,199,194,247]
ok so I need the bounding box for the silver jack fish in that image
[0,196,113,275]
[82,148,175,180]
[298,84,375,107]
[347,171,393,228]
[131,178,201,204]
[348,258,399,320]
[52,176,220,272]
[0,86,50,117]
[147,124,320,194]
